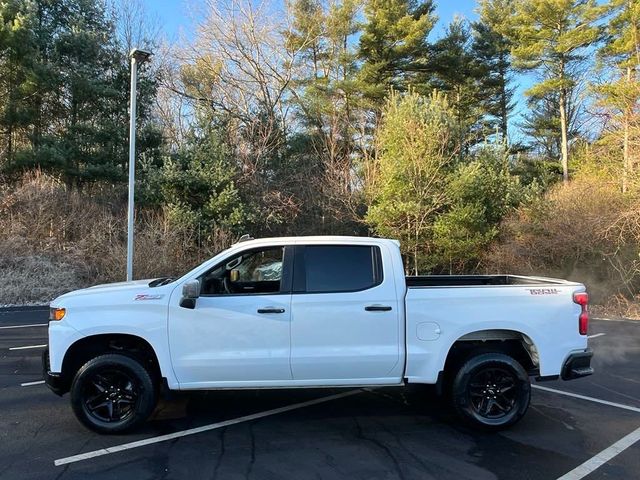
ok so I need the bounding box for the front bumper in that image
[561,348,594,380]
[42,349,66,396]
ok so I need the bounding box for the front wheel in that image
[451,352,530,430]
[70,354,158,434]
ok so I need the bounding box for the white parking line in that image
[534,385,640,479]
[9,344,47,351]
[587,333,606,339]
[54,389,362,466]
[0,323,47,330]
[532,385,640,414]
[20,380,45,387]
[557,426,640,480]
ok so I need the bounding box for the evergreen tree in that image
[358,0,436,108]
[365,90,457,274]
[429,18,483,154]
[0,0,40,166]
[285,0,325,86]
[521,87,584,162]
[145,124,251,237]
[597,0,640,192]
[501,0,603,183]
[432,145,524,273]
[286,0,363,231]
[0,0,161,184]
[472,0,516,141]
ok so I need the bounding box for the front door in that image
[168,245,293,387]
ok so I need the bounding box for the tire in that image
[451,352,530,431]
[70,353,158,434]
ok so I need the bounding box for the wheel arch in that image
[59,333,163,394]
[440,329,540,382]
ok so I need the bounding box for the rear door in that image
[290,243,402,383]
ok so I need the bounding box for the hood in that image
[52,278,160,303]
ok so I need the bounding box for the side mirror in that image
[180,279,200,309]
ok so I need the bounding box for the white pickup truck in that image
[43,236,593,433]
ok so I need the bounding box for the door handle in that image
[257,307,285,314]
[365,305,392,312]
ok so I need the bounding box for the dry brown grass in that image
[483,177,640,304]
[590,294,640,320]
[0,171,233,305]
[4,171,639,310]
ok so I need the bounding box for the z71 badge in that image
[134,294,165,301]
[527,288,559,295]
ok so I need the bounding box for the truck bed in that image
[406,274,572,288]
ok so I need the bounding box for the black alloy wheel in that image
[451,352,530,430]
[81,369,139,423]
[468,367,518,420]
[70,354,157,434]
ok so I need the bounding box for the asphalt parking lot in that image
[1,309,639,480]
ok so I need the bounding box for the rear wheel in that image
[451,352,530,430]
[70,354,157,434]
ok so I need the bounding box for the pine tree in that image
[472,0,516,141]
[365,90,457,273]
[520,88,584,161]
[285,0,325,86]
[146,124,251,236]
[0,0,39,165]
[597,0,640,192]
[429,18,484,155]
[285,0,362,230]
[502,0,603,183]
[357,0,436,108]
[0,0,161,184]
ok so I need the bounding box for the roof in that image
[232,235,399,248]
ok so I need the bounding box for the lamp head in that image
[129,48,153,63]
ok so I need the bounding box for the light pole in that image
[126,48,152,282]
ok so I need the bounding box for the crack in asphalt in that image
[587,380,640,404]
[374,420,440,476]
[158,437,180,480]
[210,426,227,480]
[31,423,46,439]
[606,372,640,385]
[352,416,406,480]
[53,437,92,480]
[244,422,256,479]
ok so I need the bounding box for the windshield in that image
[147,247,229,288]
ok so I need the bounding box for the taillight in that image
[573,292,589,335]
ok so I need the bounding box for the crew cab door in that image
[290,244,402,383]
[168,245,293,387]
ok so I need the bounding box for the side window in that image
[302,245,382,293]
[200,247,284,295]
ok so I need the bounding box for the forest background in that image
[1,0,639,317]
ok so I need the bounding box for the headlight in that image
[49,307,66,321]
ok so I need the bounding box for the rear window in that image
[303,245,382,293]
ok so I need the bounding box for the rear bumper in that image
[561,348,594,380]
[42,349,66,396]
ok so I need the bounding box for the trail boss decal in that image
[527,288,559,295]
[134,294,165,301]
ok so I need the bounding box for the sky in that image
[143,0,530,139]
[145,0,481,42]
